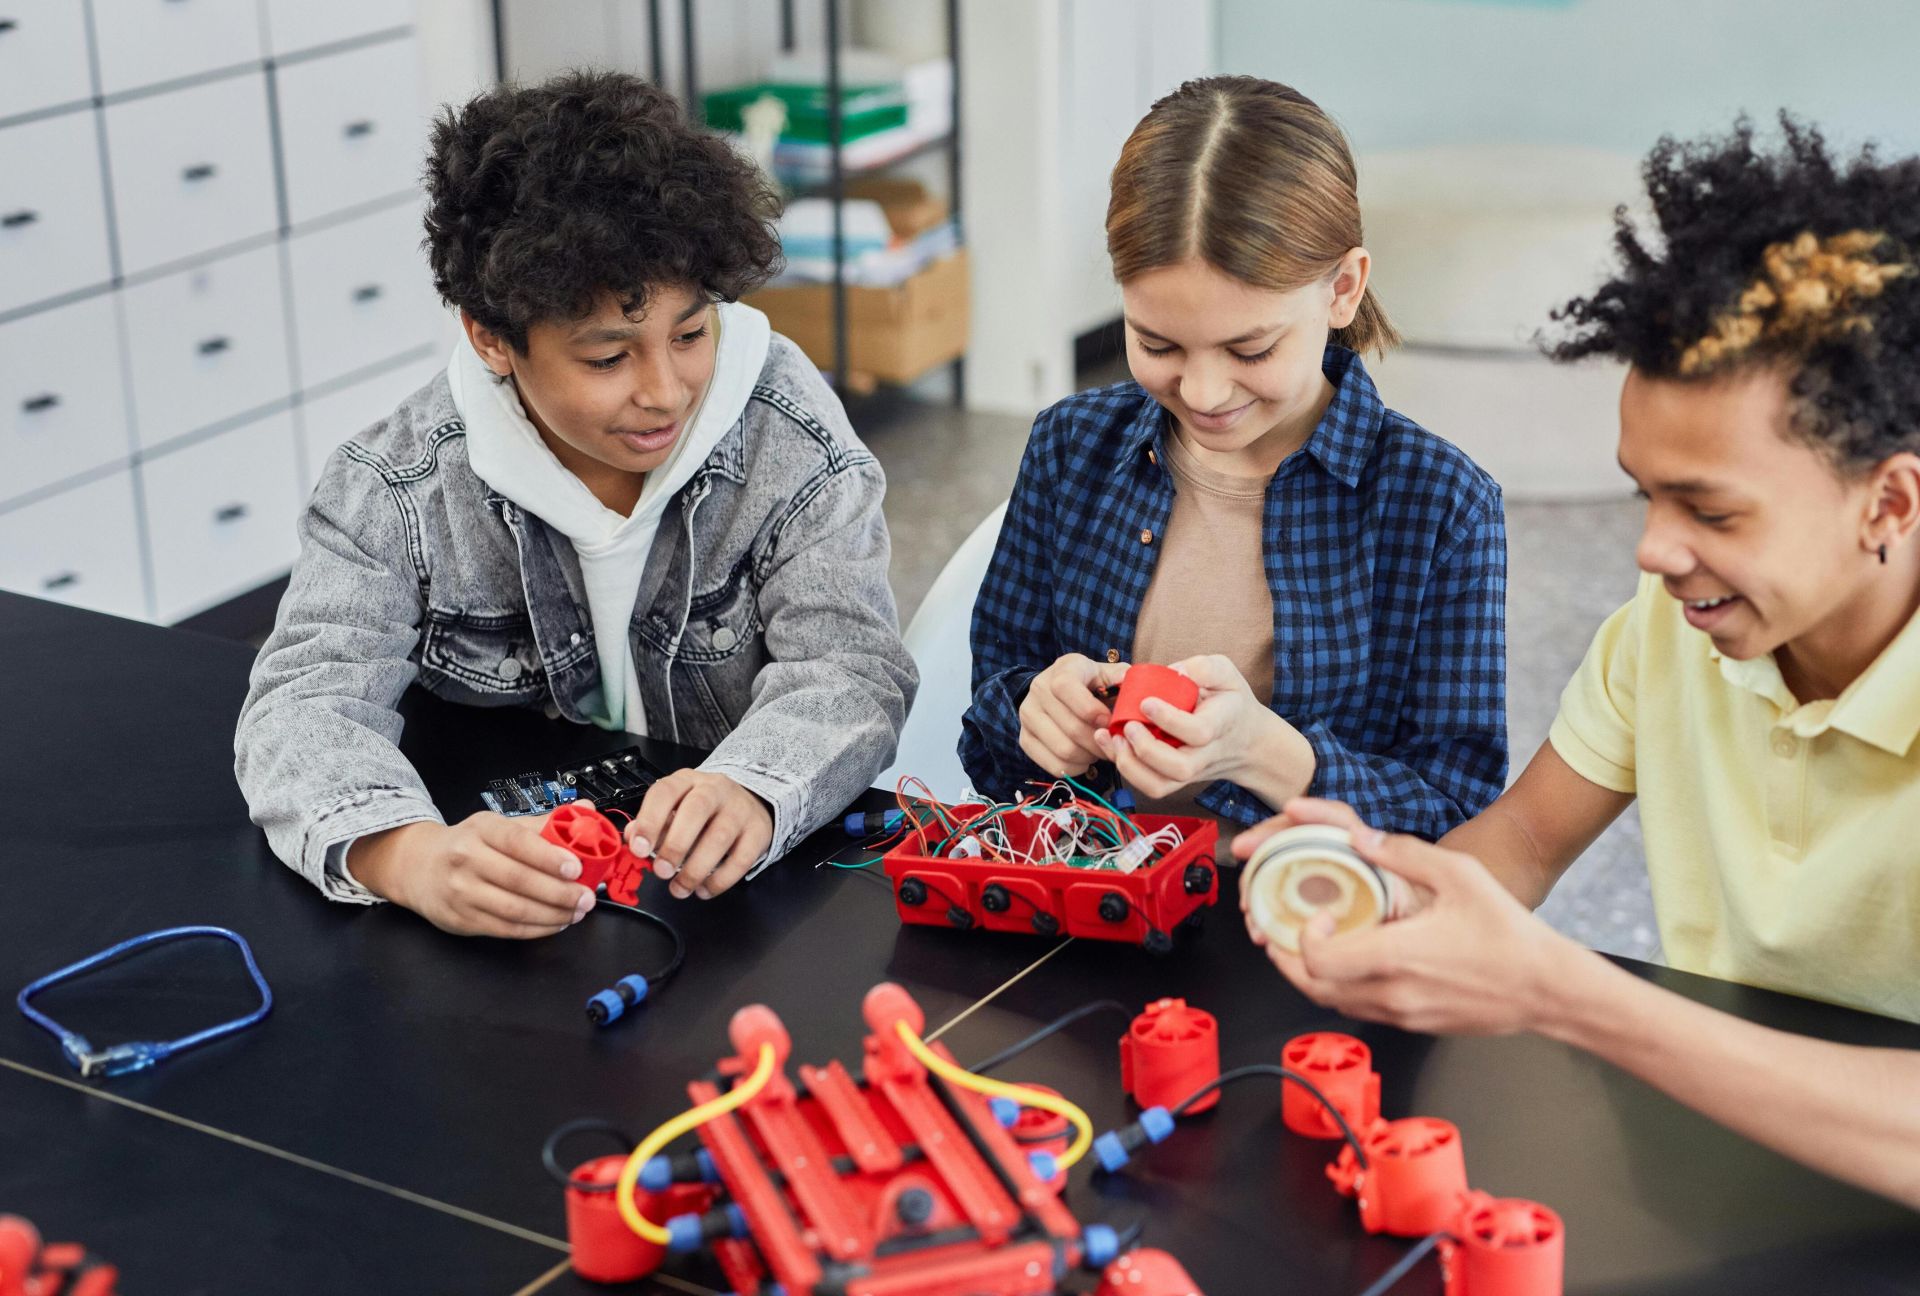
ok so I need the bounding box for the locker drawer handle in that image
[1,210,38,228]
[183,164,218,182]
[352,283,384,302]
[41,572,79,591]
[197,336,232,356]
[21,393,60,413]
[344,119,376,138]
[214,503,250,524]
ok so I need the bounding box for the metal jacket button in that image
[498,657,524,682]
[712,627,738,651]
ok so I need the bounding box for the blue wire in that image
[16,926,274,1079]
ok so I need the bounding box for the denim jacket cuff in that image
[700,759,806,878]
[301,788,443,905]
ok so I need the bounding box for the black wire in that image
[1353,1232,1445,1296]
[965,1000,1132,1074]
[595,896,686,987]
[1112,1213,1147,1254]
[541,1118,637,1192]
[1169,1064,1371,1170]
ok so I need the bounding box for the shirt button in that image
[498,657,524,682]
[712,627,738,651]
[1106,648,1121,663]
[543,702,561,720]
[1147,448,1158,465]
[1139,528,1154,545]
[569,632,582,647]
[1772,732,1797,757]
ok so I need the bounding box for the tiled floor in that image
[860,380,1662,962]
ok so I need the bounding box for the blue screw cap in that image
[639,1155,674,1191]
[695,1147,720,1182]
[1082,1222,1120,1267]
[990,1096,1020,1127]
[587,988,625,1025]
[1140,1106,1175,1144]
[1093,1130,1130,1172]
[1028,1149,1059,1182]
[666,1213,705,1253]
[616,973,650,1003]
[724,1203,749,1237]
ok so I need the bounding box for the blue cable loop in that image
[16,926,273,1079]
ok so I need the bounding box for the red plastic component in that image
[1281,1032,1380,1139]
[1327,1117,1470,1238]
[1095,1248,1205,1295]
[540,803,633,893]
[1441,1193,1565,1296]
[565,1157,712,1284]
[1120,999,1221,1114]
[638,983,1156,1296]
[1108,664,1201,747]
[883,806,1217,949]
[1005,1083,1071,1190]
[0,1216,118,1296]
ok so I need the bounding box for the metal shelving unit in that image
[492,0,964,406]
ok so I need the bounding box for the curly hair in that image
[424,70,783,351]
[1547,115,1920,472]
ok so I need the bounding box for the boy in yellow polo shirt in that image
[1238,117,1920,1209]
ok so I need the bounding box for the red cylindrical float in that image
[1108,664,1200,747]
[565,1155,666,1284]
[1008,1083,1071,1191]
[1327,1117,1469,1237]
[1120,998,1221,1113]
[541,803,629,891]
[1442,1193,1564,1296]
[1281,1032,1380,1139]
[1094,1247,1204,1295]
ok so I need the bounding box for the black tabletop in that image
[2,590,1917,1296]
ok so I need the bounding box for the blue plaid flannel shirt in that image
[960,345,1508,840]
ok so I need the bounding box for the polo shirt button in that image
[1139,528,1154,545]
[498,657,524,682]
[1772,732,1797,757]
[712,626,738,651]
[1106,648,1120,663]
[569,632,583,647]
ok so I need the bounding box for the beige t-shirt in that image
[1129,433,1275,831]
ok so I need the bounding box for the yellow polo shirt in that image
[1549,573,1920,1021]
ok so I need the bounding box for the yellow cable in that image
[894,1021,1095,1170]
[615,1042,779,1246]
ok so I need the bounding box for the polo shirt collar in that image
[1713,607,1920,755]
[1122,345,1386,487]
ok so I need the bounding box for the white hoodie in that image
[447,301,772,735]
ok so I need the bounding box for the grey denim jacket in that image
[235,334,917,902]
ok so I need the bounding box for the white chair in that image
[878,502,1008,801]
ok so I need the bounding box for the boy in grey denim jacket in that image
[235,72,916,938]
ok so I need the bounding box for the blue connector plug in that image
[844,808,905,836]
[1082,1223,1120,1267]
[1028,1149,1060,1182]
[1093,1106,1175,1172]
[990,1096,1020,1128]
[587,973,650,1026]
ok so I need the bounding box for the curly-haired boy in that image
[236,71,916,936]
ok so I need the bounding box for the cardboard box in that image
[747,248,968,390]
[843,176,949,241]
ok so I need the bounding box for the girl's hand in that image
[1019,652,1132,778]
[1093,654,1314,805]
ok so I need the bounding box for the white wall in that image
[1215,0,1920,159]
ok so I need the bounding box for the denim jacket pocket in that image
[672,566,761,736]
[418,606,547,703]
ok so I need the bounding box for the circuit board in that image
[481,747,665,818]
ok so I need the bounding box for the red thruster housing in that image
[883,806,1217,949]
[682,986,1116,1296]
[1120,999,1221,1114]
[1281,1032,1380,1139]
[1094,1247,1205,1295]
[1327,1117,1470,1238]
[1440,1193,1564,1296]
